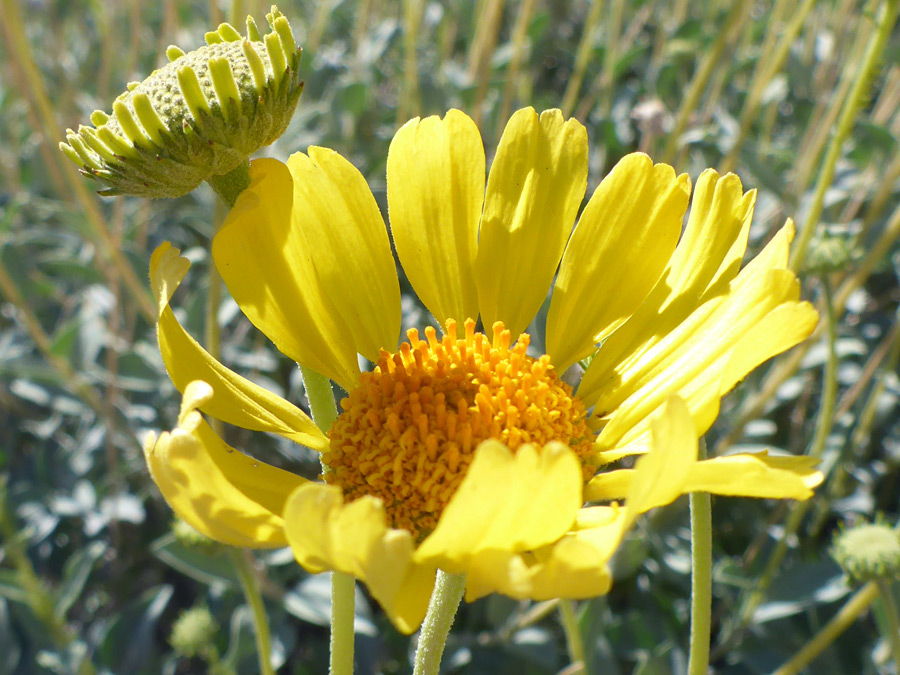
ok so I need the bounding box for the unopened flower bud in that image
[832,520,900,584]
[170,606,218,657]
[60,6,302,199]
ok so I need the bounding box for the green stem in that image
[790,0,900,271]
[876,579,900,670]
[413,570,466,675]
[688,438,712,675]
[208,160,252,208]
[229,549,274,675]
[772,582,878,675]
[558,599,588,674]
[330,571,356,675]
[299,365,354,675]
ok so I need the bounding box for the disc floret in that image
[323,318,595,540]
[59,6,303,199]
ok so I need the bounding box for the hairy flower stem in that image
[413,571,466,675]
[558,599,588,673]
[229,549,275,675]
[300,365,355,675]
[688,438,712,675]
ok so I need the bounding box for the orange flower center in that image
[322,318,595,539]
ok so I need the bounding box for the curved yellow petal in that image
[579,171,756,408]
[144,381,307,548]
[585,222,816,455]
[464,399,696,603]
[684,452,823,499]
[212,158,360,391]
[413,441,582,567]
[387,109,483,325]
[150,242,328,451]
[286,148,401,360]
[463,533,615,603]
[475,108,588,337]
[546,154,690,369]
[624,395,696,518]
[587,452,822,502]
[283,483,436,634]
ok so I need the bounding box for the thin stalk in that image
[413,570,466,675]
[299,365,354,675]
[688,438,712,675]
[330,571,356,675]
[560,0,603,118]
[229,549,274,675]
[877,579,900,669]
[558,599,588,674]
[660,0,751,164]
[772,582,878,675]
[791,0,900,271]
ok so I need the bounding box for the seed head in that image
[59,6,303,199]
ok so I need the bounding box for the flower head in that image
[145,107,823,632]
[59,6,302,199]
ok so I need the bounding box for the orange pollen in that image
[322,318,595,539]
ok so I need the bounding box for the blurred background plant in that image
[2,0,900,673]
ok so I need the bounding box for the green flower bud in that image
[170,606,219,658]
[59,6,302,199]
[803,234,857,275]
[832,520,900,584]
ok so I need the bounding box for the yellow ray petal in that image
[587,451,822,502]
[585,223,816,454]
[475,108,588,338]
[283,483,435,634]
[212,158,360,391]
[462,532,615,603]
[546,153,689,370]
[413,441,582,567]
[286,148,401,360]
[387,109,483,326]
[150,242,328,451]
[144,381,307,548]
[578,171,756,407]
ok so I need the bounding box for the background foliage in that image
[2,0,900,673]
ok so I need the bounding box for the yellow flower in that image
[144,107,822,633]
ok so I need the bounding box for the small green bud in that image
[832,520,900,584]
[60,6,303,199]
[170,606,219,657]
[803,234,857,275]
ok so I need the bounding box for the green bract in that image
[59,6,302,199]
